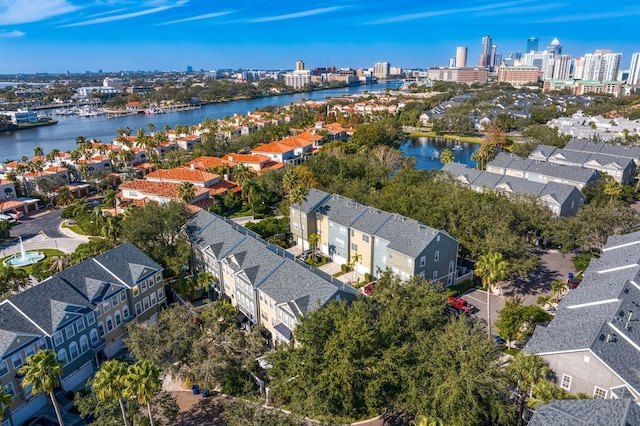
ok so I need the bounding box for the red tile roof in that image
[187,156,237,170]
[225,153,271,164]
[145,166,220,184]
[120,180,209,201]
[207,180,241,196]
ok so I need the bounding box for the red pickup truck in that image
[448,296,475,314]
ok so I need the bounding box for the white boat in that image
[452,141,463,150]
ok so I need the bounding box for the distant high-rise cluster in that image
[579,50,621,81]
[527,37,539,53]
[373,61,390,79]
[456,47,468,68]
[478,34,493,69]
[629,53,640,86]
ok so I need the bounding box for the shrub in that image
[364,272,372,283]
[341,264,349,273]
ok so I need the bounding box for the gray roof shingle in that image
[528,398,640,426]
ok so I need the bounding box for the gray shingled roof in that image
[293,189,331,215]
[528,398,640,426]
[565,139,640,162]
[193,216,246,259]
[226,238,285,286]
[350,207,393,236]
[377,214,443,258]
[315,194,367,227]
[94,243,162,286]
[525,231,640,395]
[488,152,599,184]
[0,302,44,356]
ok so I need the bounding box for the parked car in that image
[0,213,16,223]
[448,296,475,314]
[568,278,581,289]
[299,250,313,261]
[363,281,378,295]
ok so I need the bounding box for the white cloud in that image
[365,0,534,24]
[158,11,233,25]
[250,6,344,23]
[0,30,25,37]
[62,1,187,27]
[0,0,80,25]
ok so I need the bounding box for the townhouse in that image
[186,210,359,345]
[528,145,636,185]
[441,162,584,217]
[290,190,460,284]
[486,152,601,190]
[564,139,640,167]
[525,230,640,401]
[0,244,165,426]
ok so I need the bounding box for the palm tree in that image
[439,148,455,165]
[507,352,551,426]
[290,186,308,247]
[551,279,568,302]
[474,252,508,338]
[33,146,44,159]
[0,385,13,421]
[19,350,65,426]
[241,178,261,212]
[93,359,130,426]
[123,360,162,426]
[49,255,69,273]
[178,182,196,204]
[282,167,299,198]
[101,216,121,245]
[56,186,75,207]
[603,178,622,203]
[308,232,321,255]
[350,252,363,283]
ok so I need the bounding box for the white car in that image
[0,214,16,223]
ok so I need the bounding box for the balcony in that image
[89,339,106,352]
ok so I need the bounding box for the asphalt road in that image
[10,209,66,239]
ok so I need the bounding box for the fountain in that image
[3,237,45,268]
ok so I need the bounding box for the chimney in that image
[224,174,229,181]
[190,163,196,170]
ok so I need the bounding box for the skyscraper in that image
[373,62,390,79]
[582,50,622,81]
[628,53,640,85]
[490,45,497,71]
[456,47,468,68]
[527,37,539,53]
[479,34,492,67]
[295,60,305,71]
[552,55,572,79]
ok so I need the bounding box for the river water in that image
[0,81,477,171]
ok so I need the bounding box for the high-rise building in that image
[546,38,562,55]
[628,53,640,85]
[456,47,468,68]
[582,50,621,81]
[490,45,497,71]
[373,62,390,79]
[573,58,585,79]
[527,37,539,53]
[552,55,572,79]
[449,57,456,68]
[479,34,492,67]
[295,60,305,71]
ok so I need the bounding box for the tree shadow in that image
[502,256,561,299]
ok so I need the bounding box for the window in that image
[362,235,369,243]
[98,322,105,337]
[449,260,455,274]
[133,286,140,297]
[53,347,71,369]
[24,345,35,358]
[11,353,23,369]
[90,329,99,345]
[115,311,122,326]
[432,271,438,280]
[351,243,358,251]
[437,235,441,242]
[148,277,155,288]
[594,387,607,399]
[79,336,89,353]
[135,302,142,315]
[53,332,64,346]
[76,318,85,332]
[23,382,33,397]
[123,306,130,319]
[102,301,110,313]
[420,256,426,267]
[143,297,150,311]
[37,339,46,351]
[87,312,95,325]
[560,374,572,390]
[64,324,75,339]
[106,316,114,332]
[141,281,147,292]
[5,383,14,398]
[419,271,425,278]
[69,342,79,360]
[434,251,440,262]
[150,292,157,306]
[351,229,354,237]
[111,295,118,308]
[120,292,127,302]
[157,287,165,300]
[0,360,8,377]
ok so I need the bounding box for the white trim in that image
[5,301,50,336]
[602,240,640,252]
[92,258,132,289]
[596,264,638,274]
[566,299,619,309]
[608,323,640,353]
[630,280,640,291]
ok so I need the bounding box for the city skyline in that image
[0,0,639,74]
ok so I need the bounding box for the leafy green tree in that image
[603,178,623,203]
[495,297,552,347]
[475,252,509,337]
[0,385,13,422]
[19,350,65,426]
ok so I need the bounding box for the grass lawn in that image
[408,131,483,144]
[1,248,65,274]
[62,223,89,236]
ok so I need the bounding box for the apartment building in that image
[0,244,165,426]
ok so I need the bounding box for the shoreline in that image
[408,131,483,144]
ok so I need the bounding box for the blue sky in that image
[0,0,638,74]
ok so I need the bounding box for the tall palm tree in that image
[350,252,363,283]
[92,359,130,426]
[33,146,44,159]
[49,255,70,273]
[290,186,308,247]
[282,167,299,198]
[474,252,508,338]
[123,360,162,426]
[603,178,622,203]
[18,350,65,426]
[439,149,455,165]
[178,182,196,204]
[56,186,75,207]
[101,216,121,245]
[507,352,551,426]
[551,279,568,302]
[241,178,261,211]
[0,385,13,423]
[308,232,321,254]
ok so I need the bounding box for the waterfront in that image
[0,82,401,160]
[399,136,478,170]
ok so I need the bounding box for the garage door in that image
[355,263,369,275]
[106,335,125,358]
[333,255,346,266]
[62,360,93,391]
